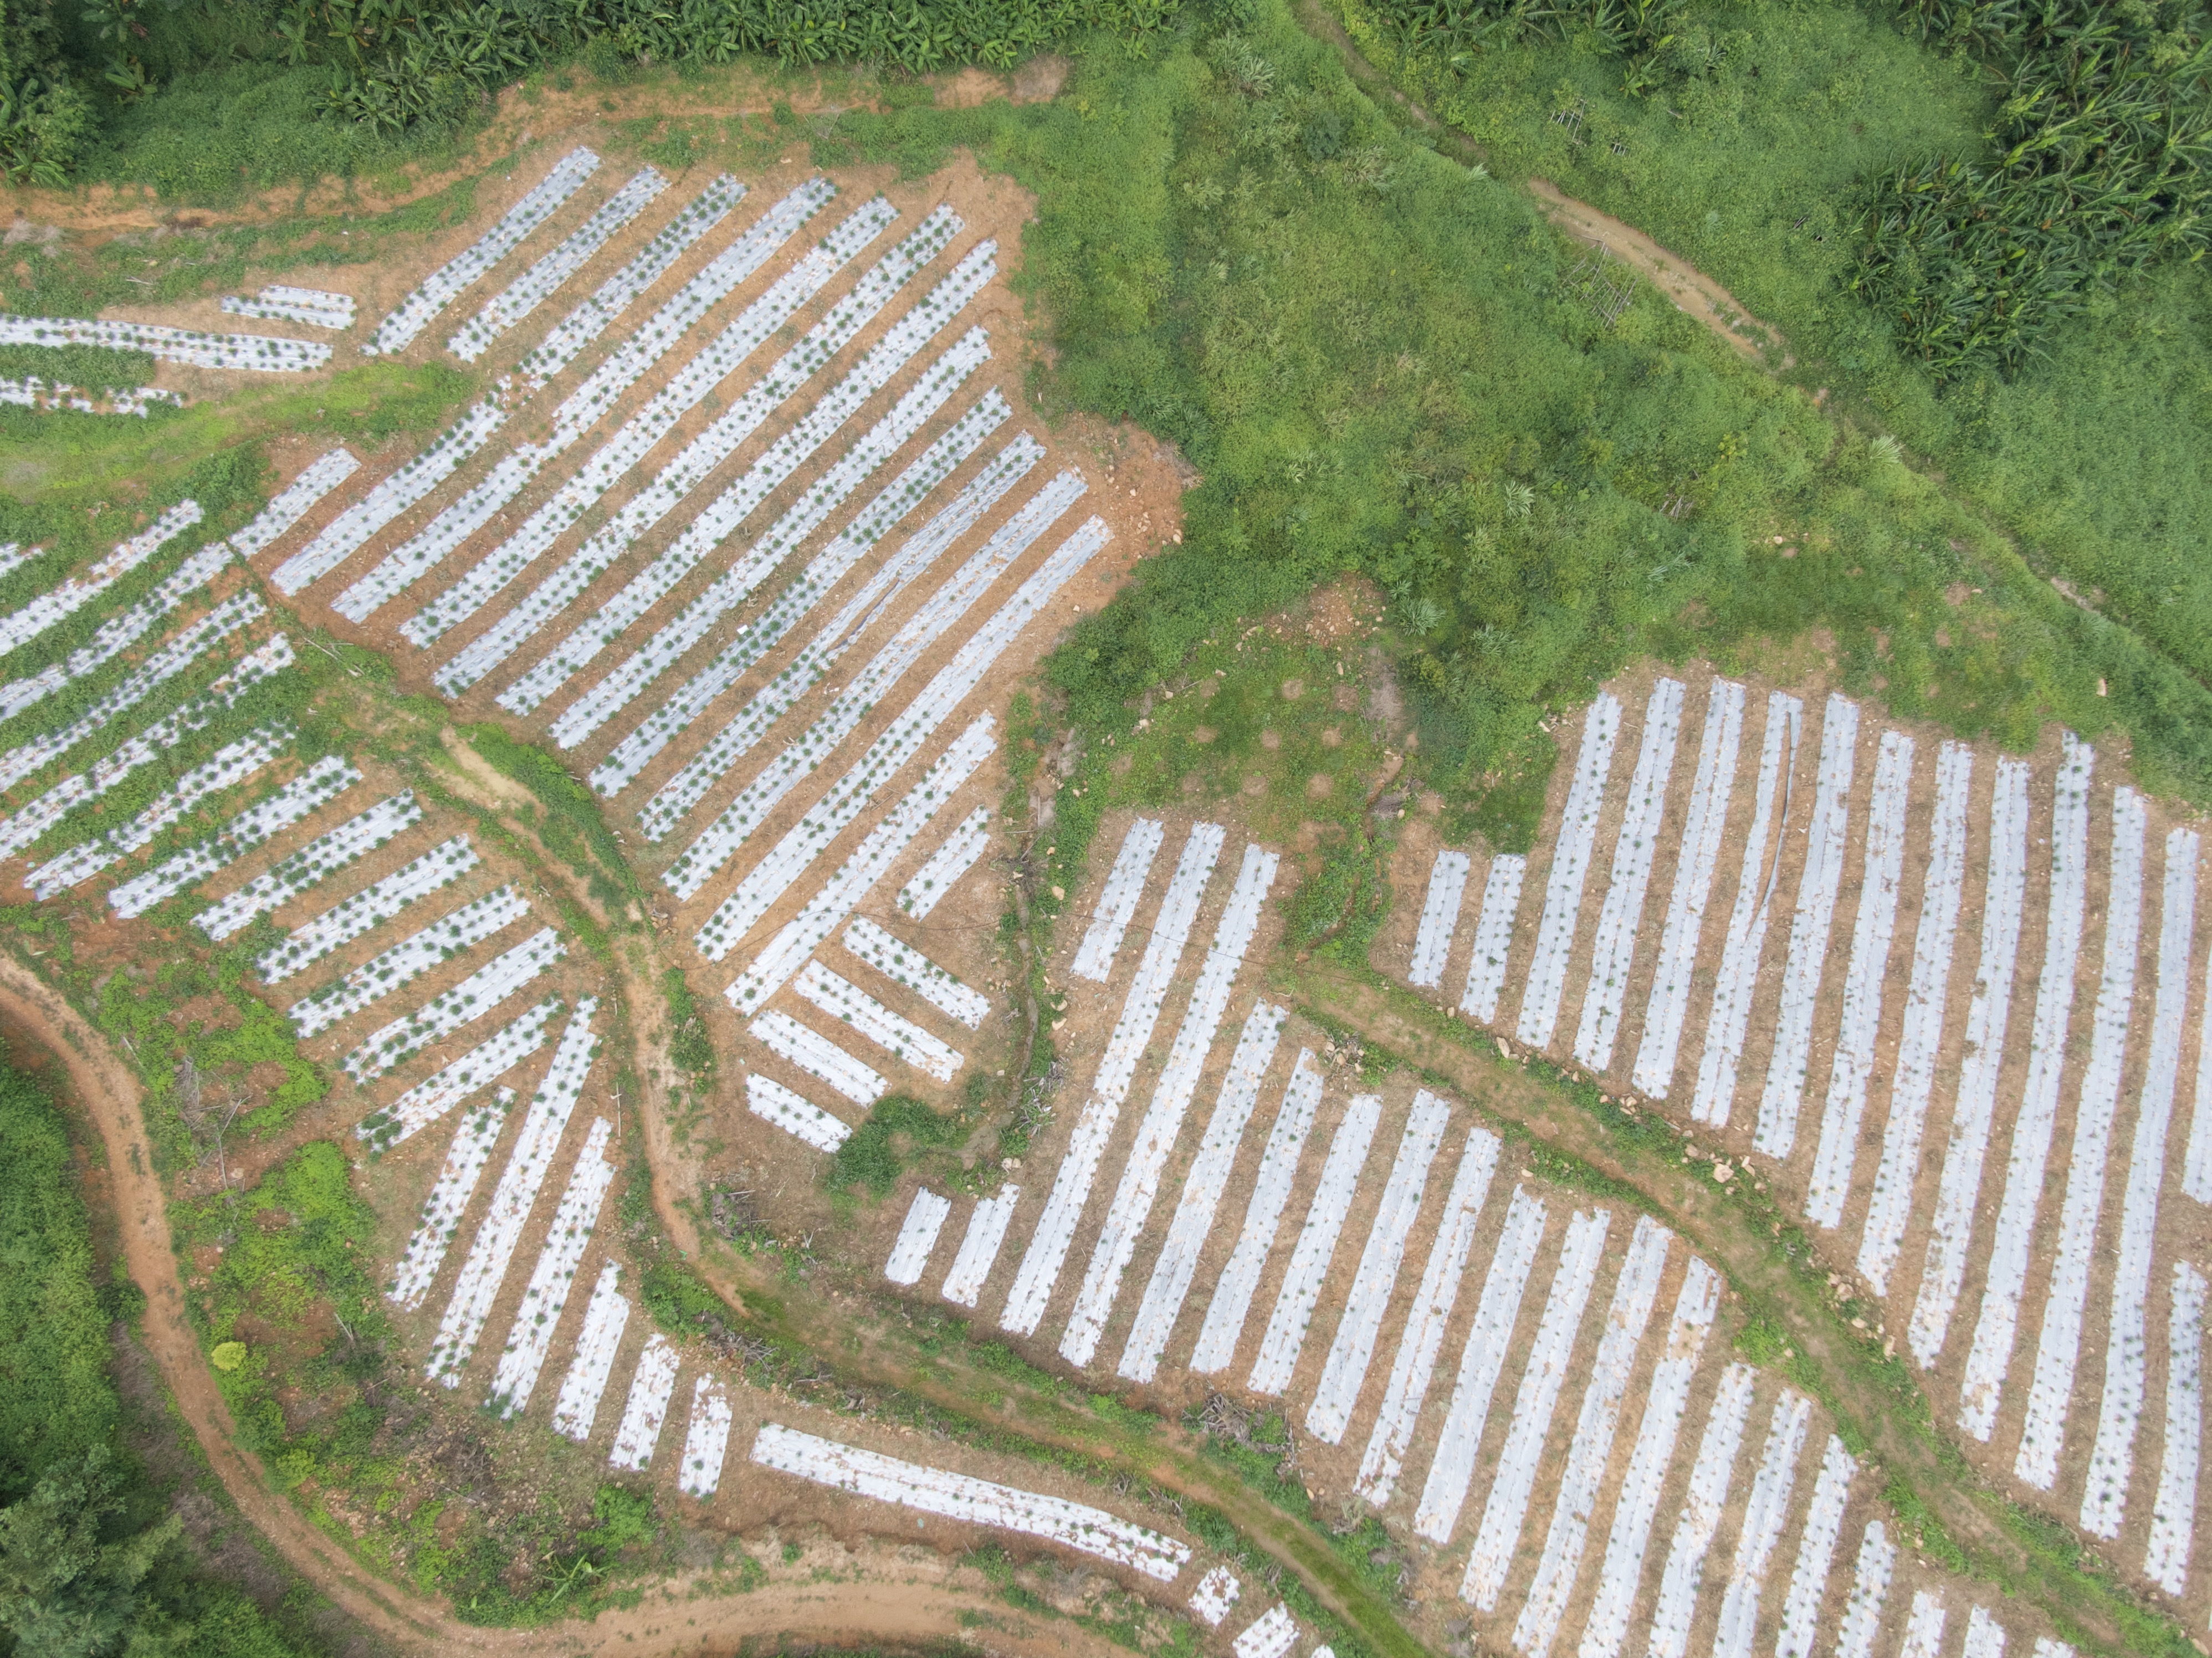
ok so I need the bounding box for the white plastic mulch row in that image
[449,167,666,361]
[487,1116,616,1418]
[1516,693,1621,1049]
[537,337,999,764]
[517,174,747,391]
[749,1422,1193,1582]
[237,450,362,559]
[1831,1521,1896,1658]
[661,451,1073,882]
[606,387,1017,797]
[1906,755,2034,1354]
[0,313,330,372]
[1120,1005,1288,1384]
[258,833,477,981]
[272,400,507,595]
[1513,1215,1677,1658]
[1754,693,1860,1158]
[24,725,290,899]
[1191,1049,1325,1376]
[606,400,1023,807]
[416,202,942,673]
[1575,1258,1723,1658]
[1190,1566,1241,1625]
[0,635,294,861]
[1645,1363,1759,1658]
[222,286,355,329]
[1573,678,1684,1073]
[1234,1604,1299,1658]
[679,1376,735,1499]
[500,224,987,711]
[342,926,567,1082]
[535,345,999,748]
[1409,848,1470,990]
[1061,844,1280,1367]
[1857,744,1975,1294]
[749,1007,885,1105]
[2189,899,2212,1209]
[426,196,938,662]
[610,1333,680,1470]
[899,806,990,919]
[2147,1261,2206,1593]
[1631,679,1745,1099]
[548,177,824,439]
[1899,1592,1946,1658]
[1460,853,1527,1024]
[1462,1207,1613,1607]
[1805,727,1914,1226]
[109,753,361,918]
[423,1000,600,1385]
[745,1071,849,1152]
[1690,693,1801,1125]
[999,822,1225,1337]
[1710,1390,1813,1658]
[885,1188,953,1285]
[1413,1180,1549,1541]
[344,182,803,621]
[1963,1606,2005,1658]
[1250,1096,1383,1396]
[942,1184,1020,1308]
[1774,1436,1857,1658]
[552,1261,629,1441]
[722,715,997,1013]
[1955,734,2096,1434]
[794,958,960,1082]
[2088,837,2199,1552]
[386,1092,511,1309]
[288,883,529,1038]
[197,791,423,941]
[367,148,601,355]
[841,917,989,1028]
[0,376,182,416]
[1238,1603,1300,1656]
[0,499,201,661]
[1305,1091,1453,1440]
[0,588,267,793]
[691,516,1107,949]
[2018,788,2150,1486]
[356,995,562,1149]
[0,539,234,725]
[1353,1127,1502,1502]
[1074,818,1166,981]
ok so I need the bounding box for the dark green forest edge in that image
[0,1047,327,1657]
[0,0,2206,1654]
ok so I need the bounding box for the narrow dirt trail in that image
[1291,0,1787,366]
[0,950,1133,1658]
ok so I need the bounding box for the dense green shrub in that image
[0,1044,115,1502]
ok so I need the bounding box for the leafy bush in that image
[825,1096,970,1197]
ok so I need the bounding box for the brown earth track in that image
[0,943,1161,1658]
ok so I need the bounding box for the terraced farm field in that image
[1380,667,2212,1624]
[3,24,2206,1658]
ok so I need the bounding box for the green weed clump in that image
[826,1096,972,1198]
